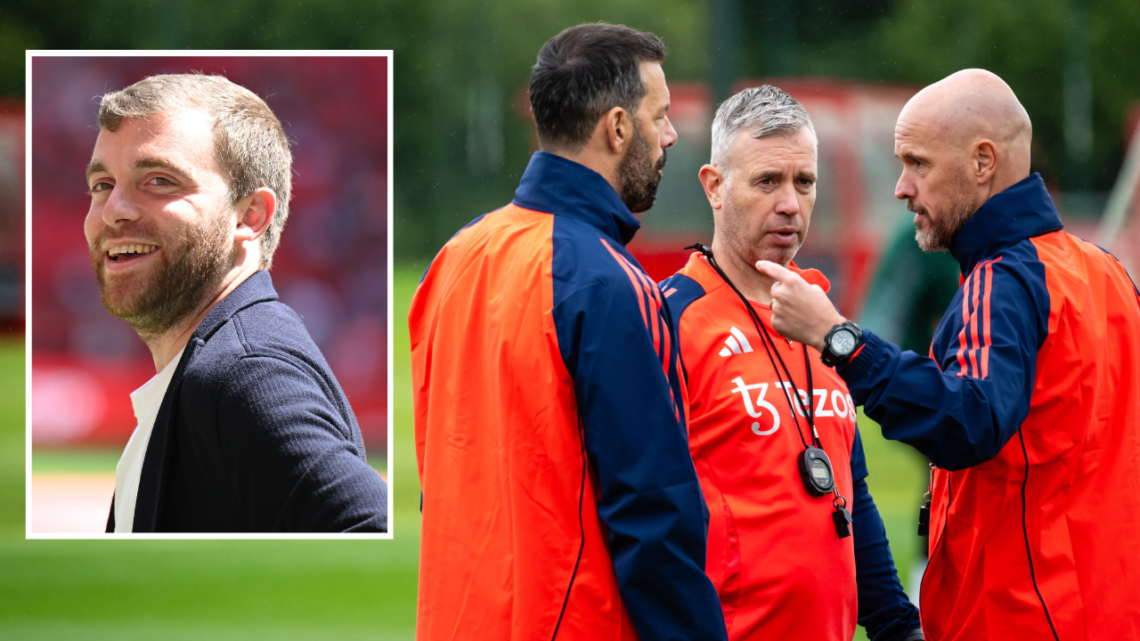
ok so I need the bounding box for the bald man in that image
[755,69,1140,640]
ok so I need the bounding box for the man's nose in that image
[774,182,801,216]
[100,184,142,227]
[661,115,678,149]
[895,170,915,201]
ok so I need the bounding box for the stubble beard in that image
[617,123,667,214]
[718,175,801,270]
[90,210,236,341]
[911,171,977,252]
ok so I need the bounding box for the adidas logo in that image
[718,327,754,357]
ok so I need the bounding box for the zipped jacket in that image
[409,152,728,641]
[839,174,1140,640]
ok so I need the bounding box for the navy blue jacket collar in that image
[950,173,1064,274]
[512,151,642,246]
[192,270,278,343]
[131,269,278,532]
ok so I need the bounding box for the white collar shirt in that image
[113,348,184,533]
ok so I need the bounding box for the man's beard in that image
[90,211,236,340]
[616,124,666,214]
[910,171,977,252]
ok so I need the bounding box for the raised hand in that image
[754,260,845,352]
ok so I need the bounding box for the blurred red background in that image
[0,100,23,335]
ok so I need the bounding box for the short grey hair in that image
[710,85,815,170]
[98,74,293,270]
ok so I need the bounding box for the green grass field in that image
[0,266,423,640]
[0,265,928,639]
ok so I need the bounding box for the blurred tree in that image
[2,0,1138,260]
[857,0,1140,193]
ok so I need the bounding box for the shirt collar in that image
[949,173,1064,274]
[130,346,185,421]
[512,151,642,246]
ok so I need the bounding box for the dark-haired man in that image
[87,74,387,533]
[410,23,727,641]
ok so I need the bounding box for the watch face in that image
[830,328,857,356]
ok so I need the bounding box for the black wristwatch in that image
[820,321,863,368]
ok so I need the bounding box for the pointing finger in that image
[755,260,798,284]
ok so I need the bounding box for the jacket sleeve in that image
[849,430,924,641]
[554,268,728,641]
[214,354,389,532]
[838,259,1045,470]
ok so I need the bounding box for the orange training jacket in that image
[409,152,727,641]
[838,174,1140,639]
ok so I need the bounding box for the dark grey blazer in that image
[107,271,388,533]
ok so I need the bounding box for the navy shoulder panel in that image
[550,215,672,381]
[659,272,707,329]
[550,216,639,303]
[856,237,1050,469]
[1002,240,1052,349]
[548,204,729,641]
[930,238,1052,370]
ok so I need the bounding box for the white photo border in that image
[24,49,396,541]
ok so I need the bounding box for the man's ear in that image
[698,164,726,211]
[603,106,632,155]
[974,139,999,185]
[233,188,277,244]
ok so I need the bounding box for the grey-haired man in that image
[660,86,922,640]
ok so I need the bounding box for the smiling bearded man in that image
[89,173,233,338]
[86,74,387,533]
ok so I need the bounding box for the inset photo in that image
[27,52,392,537]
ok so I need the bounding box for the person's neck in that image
[709,238,782,306]
[141,264,260,372]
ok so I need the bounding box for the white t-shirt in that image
[113,348,184,533]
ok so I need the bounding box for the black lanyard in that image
[686,243,853,538]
